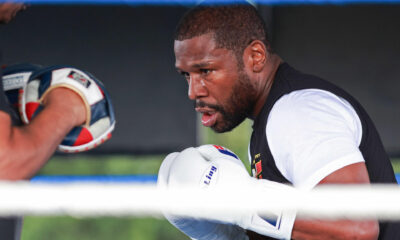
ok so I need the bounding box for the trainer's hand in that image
[42,87,86,127]
[160,145,296,240]
[18,66,116,153]
[0,65,113,179]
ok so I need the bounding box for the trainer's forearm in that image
[0,104,76,180]
[291,219,379,240]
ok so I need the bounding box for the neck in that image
[249,54,283,119]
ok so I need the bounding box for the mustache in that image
[194,101,224,113]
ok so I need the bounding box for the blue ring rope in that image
[31,175,158,183]
[31,174,400,184]
[2,0,400,5]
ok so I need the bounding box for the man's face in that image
[174,33,257,133]
[0,3,25,24]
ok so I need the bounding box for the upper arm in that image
[318,162,370,184]
[291,162,379,240]
[267,90,379,239]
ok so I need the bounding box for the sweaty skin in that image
[174,33,379,240]
[175,33,242,130]
[175,33,280,133]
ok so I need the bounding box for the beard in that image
[196,70,257,133]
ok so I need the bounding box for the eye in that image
[180,71,190,80]
[200,69,213,75]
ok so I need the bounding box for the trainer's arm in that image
[291,162,379,240]
[0,88,85,180]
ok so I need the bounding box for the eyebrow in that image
[175,61,212,72]
[192,62,211,68]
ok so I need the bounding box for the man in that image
[163,3,400,240]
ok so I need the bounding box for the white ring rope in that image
[1,182,399,220]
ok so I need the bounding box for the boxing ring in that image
[31,174,400,184]
[0,177,399,220]
[2,0,400,239]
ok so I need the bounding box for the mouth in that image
[195,107,218,127]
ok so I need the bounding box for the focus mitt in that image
[2,63,42,125]
[18,65,116,153]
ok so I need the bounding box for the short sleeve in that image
[266,89,364,189]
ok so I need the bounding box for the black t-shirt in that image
[249,63,400,240]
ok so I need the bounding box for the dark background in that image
[271,5,400,155]
[0,6,196,154]
[1,4,399,155]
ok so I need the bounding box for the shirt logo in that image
[252,153,263,179]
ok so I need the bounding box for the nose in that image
[188,75,207,100]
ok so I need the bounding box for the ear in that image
[243,40,267,73]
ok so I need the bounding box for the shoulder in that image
[270,89,358,119]
[267,89,361,137]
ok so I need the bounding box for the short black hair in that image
[174,3,271,64]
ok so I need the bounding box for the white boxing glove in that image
[158,152,249,240]
[159,145,296,240]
